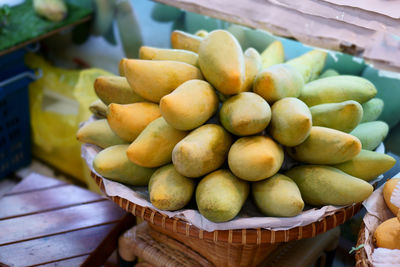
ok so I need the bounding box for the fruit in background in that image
[228,136,283,182]
[94,76,145,105]
[124,59,203,103]
[219,92,271,136]
[33,0,67,22]
[195,29,208,37]
[252,174,304,217]
[196,169,249,222]
[160,80,218,131]
[310,100,363,133]
[198,30,245,95]
[286,50,327,83]
[361,98,384,123]
[89,99,107,118]
[350,121,389,150]
[127,117,188,168]
[76,119,127,148]
[171,30,202,52]
[269,97,312,147]
[260,40,285,69]
[240,47,262,92]
[253,64,304,103]
[333,150,396,181]
[383,178,400,216]
[92,0,116,35]
[139,46,198,66]
[374,218,400,249]
[300,75,377,107]
[107,103,161,142]
[285,165,373,206]
[286,126,361,164]
[319,69,339,79]
[172,124,232,178]
[93,144,156,186]
[149,164,195,211]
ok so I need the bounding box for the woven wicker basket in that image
[355,222,373,267]
[91,171,362,266]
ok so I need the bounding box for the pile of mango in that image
[77,29,396,223]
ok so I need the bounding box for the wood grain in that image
[6,173,67,196]
[36,255,89,267]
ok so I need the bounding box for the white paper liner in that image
[372,248,400,266]
[362,172,400,265]
[390,182,400,208]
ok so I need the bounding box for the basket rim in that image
[355,222,373,267]
[91,171,362,244]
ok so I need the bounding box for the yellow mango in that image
[374,218,400,249]
[220,92,271,136]
[149,164,195,211]
[160,80,218,131]
[253,64,304,103]
[195,29,208,37]
[350,121,389,150]
[93,144,156,186]
[285,165,373,206]
[239,47,262,92]
[171,30,202,52]
[89,99,107,118]
[94,76,145,105]
[383,178,400,216]
[300,75,377,107]
[127,117,188,168]
[76,119,127,148]
[124,59,203,103]
[252,174,304,217]
[198,30,245,95]
[172,124,233,177]
[310,100,363,133]
[333,150,395,181]
[228,136,283,181]
[119,58,127,76]
[196,169,249,222]
[107,102,161,142]
[269,97,312,146]
[286,126,361,164]
[286,50,327,83]
[139,46,198,66]
[260,40,285,69]
[361,98,384,123]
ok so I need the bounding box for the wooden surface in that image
[0,173,135,267]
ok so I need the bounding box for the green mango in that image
[319,69,339,79]
[260,40,285,69]
[139,46,198,66]
[361,98,384,123]
[89,99,107,118]
[286,50,327,83]
[350,121,389,150]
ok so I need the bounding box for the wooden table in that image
[0,173,135,267]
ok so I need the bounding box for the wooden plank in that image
[6,173,67,196]
[0,200,125,246]
[0,223,117,267]
[36,255,89,267]
[0,184,103,220]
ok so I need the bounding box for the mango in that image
[350,121,389,150]
[171,30,202,52]
[148,164,195,211]
[127,117,188,168]
[374,218,400,249]
[286,50,327,83]
[287,126,361,164]
[160,80,218,131]
[195,30,208,37]
[300,75,377,107]
[361,98,384,123]
[77,119,127,148]
[139,46,198,66]
[240,47,262,92]
[253,64,304,103]
[219,92,271,136]
[107,102,161,142]
[228,136,283,181]
[310,100,363,133]
[260,40,285,69]
[383,178,400,216]
[319,69,339,79]
[172,124,232,177]
[252,174,304,217]
[94,76,145,105]
[93,144,156,186]
[89,99,107,118]
[196,169,249,222]
[285,165,373,206]
[124,59,203,103]
[119,58,127,76]
[269,97,312,146]
[333,150,396,181]
[198,30,245,95]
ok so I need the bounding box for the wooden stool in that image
[0,173,135,267]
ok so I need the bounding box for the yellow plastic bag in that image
[25,53,112,186]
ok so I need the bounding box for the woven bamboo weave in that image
[355,222,373,267]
